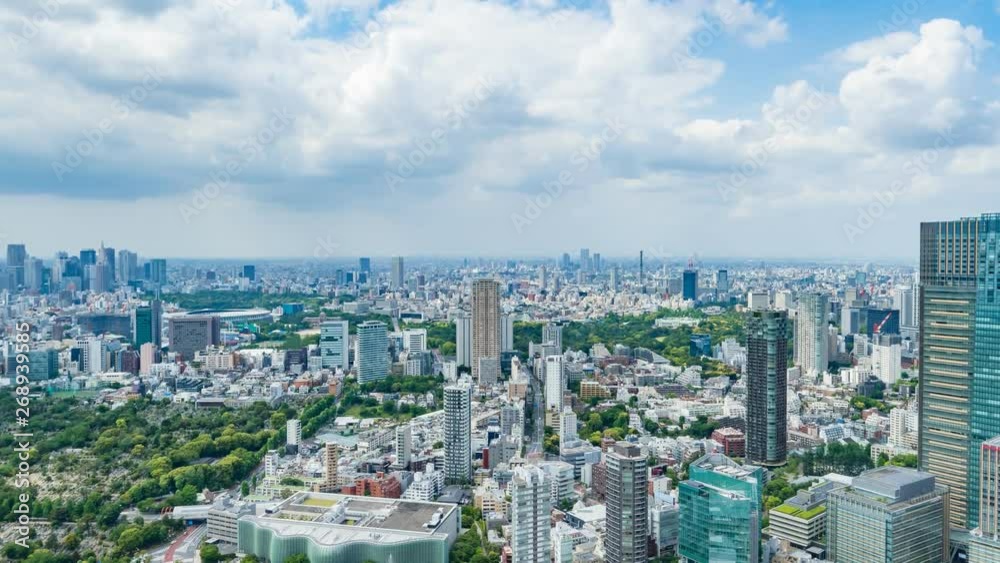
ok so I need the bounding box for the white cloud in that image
[0,3,996,259]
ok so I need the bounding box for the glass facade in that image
[678,454,762,563]
[971,214,1000,529]
[238,519,450,563]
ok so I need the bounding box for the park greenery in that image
[451,507,501,563]
[0,390,355,561]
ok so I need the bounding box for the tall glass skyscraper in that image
[918,213,1000,529]
[746,310,789,467]
[679,453,763,563]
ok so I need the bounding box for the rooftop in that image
[247,492,458,545]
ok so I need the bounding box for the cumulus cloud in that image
[0,2,996,259]
[838,19,993,147]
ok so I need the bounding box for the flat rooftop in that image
[247,492,458,544]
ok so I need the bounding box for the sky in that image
[1,0,999,260]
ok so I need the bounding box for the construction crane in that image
[874,311,894,335]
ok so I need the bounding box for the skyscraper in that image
[356,320,389,383]
[320,320,350,370]
[544,355,565,413]
[716,269,730,295]
[391,256,404,290]
[971,438,1000,560]
[472,279,501,384]
[132,300,163,347]
[242,264,256,281]
[358,257,371,274]
[682,269,698,301]
[894,285,916,329]
[795,292,830,376]
[501,314,514,352]
[319,442,339,492]
[542,322,563,352]
[510,465,551,563]
[746,310,789,467]
[679,454,763,563]
[148,258,168,287]
[395,424,412,470]
[605,443,648,563]
[6,243,26,288]
[828,467,949,563]
[454,312,472,369]
[286,419,302,453]
[918,214,1000,529]
[444,383,472,484]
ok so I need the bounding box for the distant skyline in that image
[2,1,998,259]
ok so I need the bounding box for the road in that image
[148,524,206,563]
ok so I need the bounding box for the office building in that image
[873,341,902,386]
[679,454,763,563]
[132,300,162,347]
[356,321,389,383]
[605,443,648,563]
[501,314,514,352]
[746,310,789,467]
[455,312,472,368]
[358,256,371,274]
[542,322,563,353]
[842,306,861,335]
[395,424,412,470]
[5,243,26,288]
[319,320,350,370]
[894,285,916,329]
[795,292,829,376]
[444,383,472,484]
[472,279,501,384]
[237,492,460,563]
[148,258,167,286]
[168,315,221,361]
[241,264,256,281]
[286,419,302,453]
[544,355,565,412]
[509,465,551,563]
[748,290,770,311]
[767,480,838,549]
[828,467,949,563]
[716,269,729,295]
[682,269,698,301]
[404,328,427,354]
[919,214,1000,529]
[971,443,1000,561]
[391,256,404,290]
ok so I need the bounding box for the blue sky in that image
[1,0,998,259]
